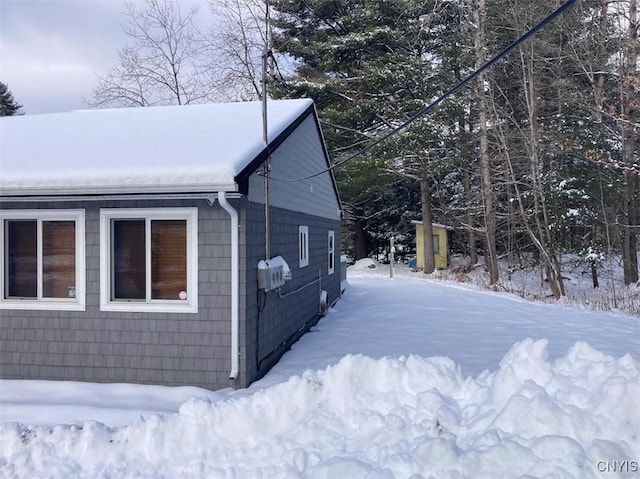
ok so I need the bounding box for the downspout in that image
[217,191,240,382]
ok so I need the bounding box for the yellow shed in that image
[412,221,449,270]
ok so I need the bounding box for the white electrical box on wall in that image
[257,256,291,291]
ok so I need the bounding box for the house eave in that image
[0,182,240,200]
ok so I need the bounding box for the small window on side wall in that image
[100,208,198,313]
[328,231,335,275]
[299,226,309,268]
[1,209,85,311]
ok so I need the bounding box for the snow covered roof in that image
[0,99,314,196]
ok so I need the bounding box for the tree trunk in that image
[519,32,564,298]
[474,0,498,285]
[354,215,368,260]
[420,175,436,274]
[622,183,639,284]
[593,0,608,112]
[463,166,478,267]
[621,0,639,285]
[460,115,477,267]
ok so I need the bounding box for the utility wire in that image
[269,0,576,183]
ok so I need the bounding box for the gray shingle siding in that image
[248,114,341,222]
[0,199,234,390]
[1,196,340,391]
[240,200,341,386]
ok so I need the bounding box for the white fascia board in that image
[0,182,239,198]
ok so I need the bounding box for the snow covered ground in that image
[0,261,638,478]
[437,252,640,316]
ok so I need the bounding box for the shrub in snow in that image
[350,258,377,270]
[575,246,606,289]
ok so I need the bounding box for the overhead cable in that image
[269,0,576,183]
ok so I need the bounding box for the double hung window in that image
[100,208,198,313]
[1,209,85,310]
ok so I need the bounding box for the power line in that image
[269,0,576,183]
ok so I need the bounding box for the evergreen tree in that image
[266,0,636,295]
[271,0,470,263]
[0,82,23,116]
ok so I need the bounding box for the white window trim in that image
[299,225,309,268]
[328,230,335,275]
[0,209,86,311]
[100,207,198,313]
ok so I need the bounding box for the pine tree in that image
[266,0,636,295]
[0,82,23,116]
[271,0,470,265]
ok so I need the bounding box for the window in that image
[1,209,85,311]
[433,234,440,255]
[299,226,309,268]
[100,208,198,313]
[328,231,335,275]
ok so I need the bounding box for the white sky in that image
[0,0,210,115]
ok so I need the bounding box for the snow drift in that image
[1,339,637,479]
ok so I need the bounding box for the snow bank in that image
[0,380,222,428]
[349,258,377,270]
[1,339,637,478]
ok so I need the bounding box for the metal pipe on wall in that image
[217,191,239,382]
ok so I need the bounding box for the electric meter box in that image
[257,256,291,291]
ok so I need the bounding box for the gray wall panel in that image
[241,200,341,387]
[0,199,236,390]
[248,115,341,221]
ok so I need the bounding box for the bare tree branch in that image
[91,0,222,108]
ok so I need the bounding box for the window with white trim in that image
[328,230,335,275]
[299,225,309,268]
[1,209,85,311]
[100,208,198,313]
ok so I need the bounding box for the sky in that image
[0,0,210,115]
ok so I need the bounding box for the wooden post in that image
[390,237,395,278]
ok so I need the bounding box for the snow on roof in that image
[411,220,449,228]
[0,99,314,196]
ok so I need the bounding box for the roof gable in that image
[0,99,313,196]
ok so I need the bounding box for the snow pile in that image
[349,257,377,270]
[0,381,221,428]
[1,339,637,478]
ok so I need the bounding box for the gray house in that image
[0,99,342,390]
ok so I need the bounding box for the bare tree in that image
[474,0,499,285]
[208,0,267,101]
[619,0,639,284]
[92,0,220,107]
[567,0,638,284]
[484,0,567,300]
